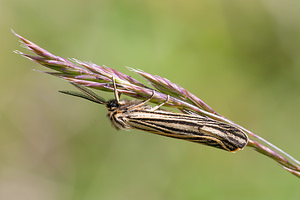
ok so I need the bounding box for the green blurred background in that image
[1,0,300,199]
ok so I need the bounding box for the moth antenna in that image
[61,82,106,104]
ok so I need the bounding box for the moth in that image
[60,81,248,152]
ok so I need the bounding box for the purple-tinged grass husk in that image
[13,30,300,179]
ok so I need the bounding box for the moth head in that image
[106,99,119,111]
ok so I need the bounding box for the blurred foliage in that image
[1,0,300,199]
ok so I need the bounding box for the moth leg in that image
[150,94,170,111]
[112,75,121,103]
[127,90,156,111]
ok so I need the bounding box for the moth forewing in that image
[199,121,248,149]
[121,109,248,152]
